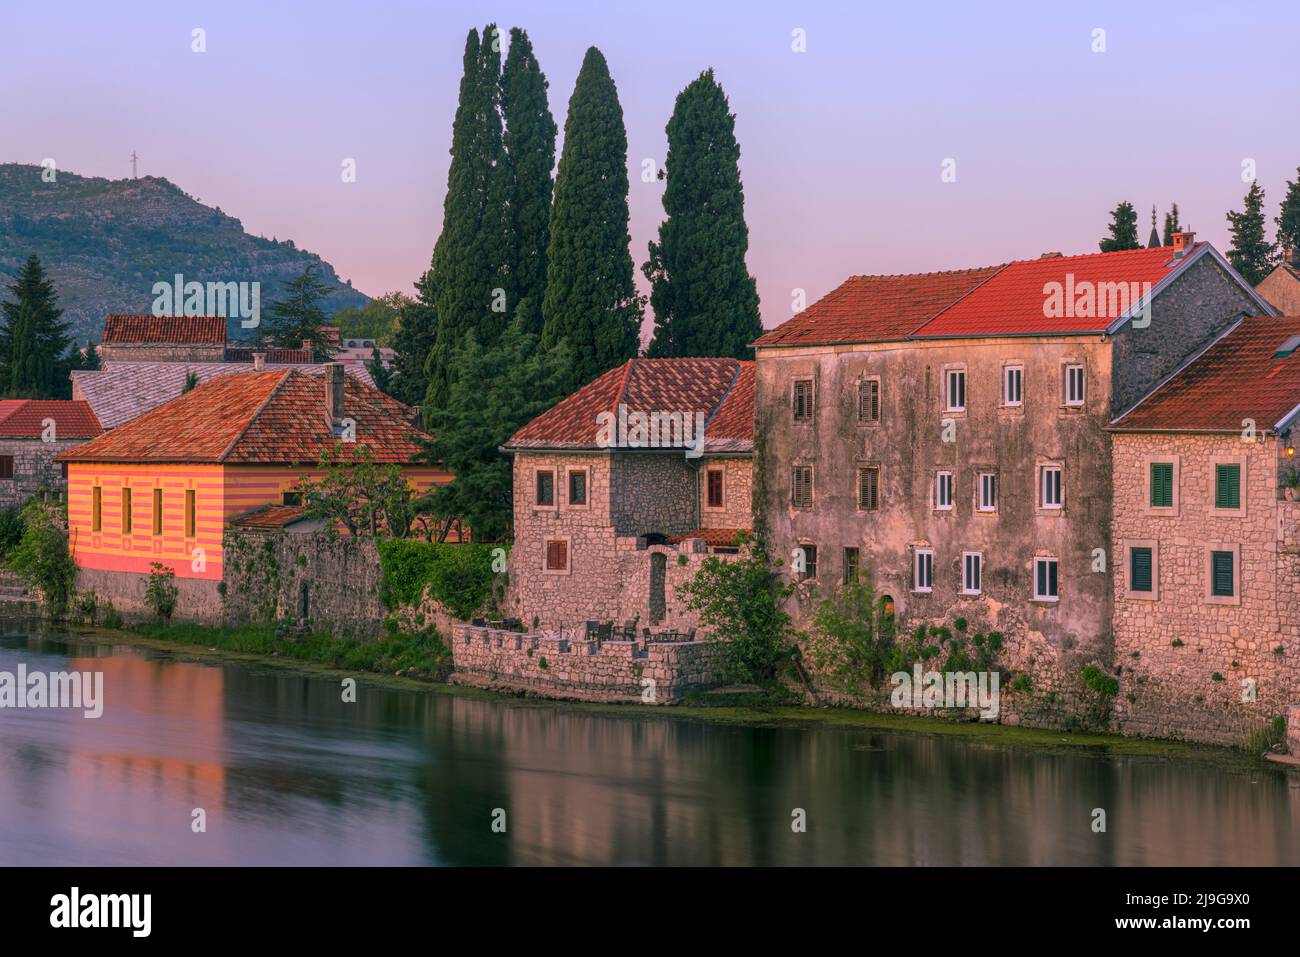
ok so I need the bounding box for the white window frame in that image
[1003,364,1023,407]
[934,470,954,511]
[913,548,933,593]
[1033,556,1059,602]
[1064,363,1085,407]
[961,551,983,595]
[976,471,997,513]
[1039,464,1063,510]
[944,367,967,413]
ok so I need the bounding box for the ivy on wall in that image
[377,539,503,620]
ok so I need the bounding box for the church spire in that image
[1147,205,1161,248]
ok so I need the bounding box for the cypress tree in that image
[644,70,761,359]
[1226,181,1274,285]
[501,27,557,336]
[541,47,642,390]
[1162,203,1182,246]
[391,280,436,406]
[0,254,72,398]
[1275,168,1300,261]
[1098,202,1140,252]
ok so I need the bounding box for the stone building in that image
[1108,315,1300,745]
[1256,247,1300,316]
[0,400,103,506]
[503,357,754,633]
[98,314,229,363]
[752,237,1273,691]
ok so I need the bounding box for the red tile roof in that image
[753,267,1003,347]
[505,358,753,453]
[102,314,227,345]
[58,368,425,464]
[1111,317,1300,432]
[0,400,102,439]
[914,246,1193,338]
[225,346,313,364]
[228,505,308,528]
[666,528,749,547]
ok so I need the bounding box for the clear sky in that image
[2,0,1297,336]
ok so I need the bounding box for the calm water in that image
[0,621,1297,866]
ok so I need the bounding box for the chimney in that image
[1282,244,1298,267]
[1039,251,1064,259]
[325,362,345,427]
[252,351,266,371]
[1172,231,1196,257]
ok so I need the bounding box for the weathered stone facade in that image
[99,343,227,364]
[1256,261,1300,316]
[0,439,85,506]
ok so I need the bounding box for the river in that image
[0,622,1296,866]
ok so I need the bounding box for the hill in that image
[0,163,369,343]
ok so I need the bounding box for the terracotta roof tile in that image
[666,528,749,547]
[1111,316,1300,432]
[0,400,102,439]
[102,314,226,345]
[228,505,308,528]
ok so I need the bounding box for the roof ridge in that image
[1109,317,1246,427]
[216,369,294,462]
[612,357,636,418]
[698,359,743,440]
[908,263,1011,337]
[845,264,1003,281]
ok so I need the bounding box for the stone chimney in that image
[1172,231,1197,258]
[325,363,345,426]
[252,351,266,371]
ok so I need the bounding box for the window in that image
[121,488,133,534]
[913,548,933,593]
[282,491,302,507]
[797,543,817,581]
[977,472,997,512]
[535,470,555,507]
[92,487,102,532]
[793,379,815,421]
[1150,463,1174,508]
[1064,363,1085,406]
[792,466,813,509]
[857,467,879,511]
[1034,557,1059,601]
[858,378,881,424]
[152,488,163,535]
[0,456,13,480]
[568,470,588,507]
[843,547,859,584]
[1129,546,1153,593]
[1040,464,1063,509]
[1210,550,1235,597]
[1003,365,1023,407]
[934,471,953,510]
[961,548,977,595]
[706,469,724,509]
[185,490,197,538]
[944,368,966,412]
[544,539,568,572]
[1214,464,1241,510]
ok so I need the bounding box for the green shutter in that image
[1215,464,1241,509]
[1211,551,1234,596]
[1150,463,1173,507]
[1130,547,1152,592]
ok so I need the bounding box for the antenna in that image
[130,150,139,179]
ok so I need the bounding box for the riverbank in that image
[33,616,1278,772]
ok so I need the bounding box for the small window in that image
[1129,547,1153,593]
[282,491,303,507]
[545,539,568,571]
[1034,557,1059,601]
[1149,462,1174,508]
[793,379,815,421]
[1003,366,1023,407]
[934,471,953,510]
[185,490,196,538]
[1210,550,1235,597]
[962,552,982,595]
[857,467,879,511]
[1040,465,1063,509]
[1214,464,1241,510]
[0,456,13,480]
[797,543,818,581]
[152,488,163,536]
[944,368,966,412]
[568,470,588,507]
[843,547,859,584]
[536,470,555,507]
[977,472,997,512]
[792,466,814,509]
[92,486,102,532]
[858,378,881,424]
[913,549,933,593]
[121,488,133,534]
[1064,363,1085,406]
[706,469,724,509]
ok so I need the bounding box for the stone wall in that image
[449,622,723,703]
[74,566,223,621]
[0,439,85,507]
[699,455,752,530]
[1111,432,1300,746]
[99,344,226,364]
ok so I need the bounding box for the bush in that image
[806,578,893,690]
[7,500,75,615]
[102,601,123,630]
[145,562,179,622]
[1080,664,1119,696]
[0,503,27,558]
[377,539,500,620]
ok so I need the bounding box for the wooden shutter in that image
[859,467,878,510]
[546,540,568,571]
[1215,465,1240,509]
[1130,547,1152,591]
[1150,463,1173,507]
[1211,551,1234,596]
[859,380,880,423]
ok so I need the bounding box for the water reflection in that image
[0,622,1296,866]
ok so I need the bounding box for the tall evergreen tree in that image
[540,47,642,390]
[644,70,761,359]
[424,25,512,406]
[501,27,557,336]
[1275,167,1300,262]
[261,262,336,359]
[1098,202,1140,252]
[390,280,436,406]
[1162,203,1182,246]
[0,254,72,398]
[1226,181,1274,285]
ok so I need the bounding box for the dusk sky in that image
[2,0,1298,336]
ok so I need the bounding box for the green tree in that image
[501,27,557,337]
[333,291,409,344]
[420,318,571,542]
[0,254,73,398]
[295,445,421,538]
[1098,201,1140,252]
[1227,181,1274,284]
[390,289,436,406]
[8,499,75,615]
[1275,168,1300,260]
[541,47,643,391]
[366,345,393,395]
[1162,202,1182,246]
[644,70,761,359]
[262,262,337,359]
[424,25,513,406]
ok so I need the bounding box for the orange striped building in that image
[57,364,449,616]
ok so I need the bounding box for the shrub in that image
[806,578,891,690]
[0,503,27,558]
[1246,715,1287,755]
[102,601,123,630]
[145,562,179,622]
[377,539,499,619]
[7,500,75,615]
[1081,664,1119,696]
